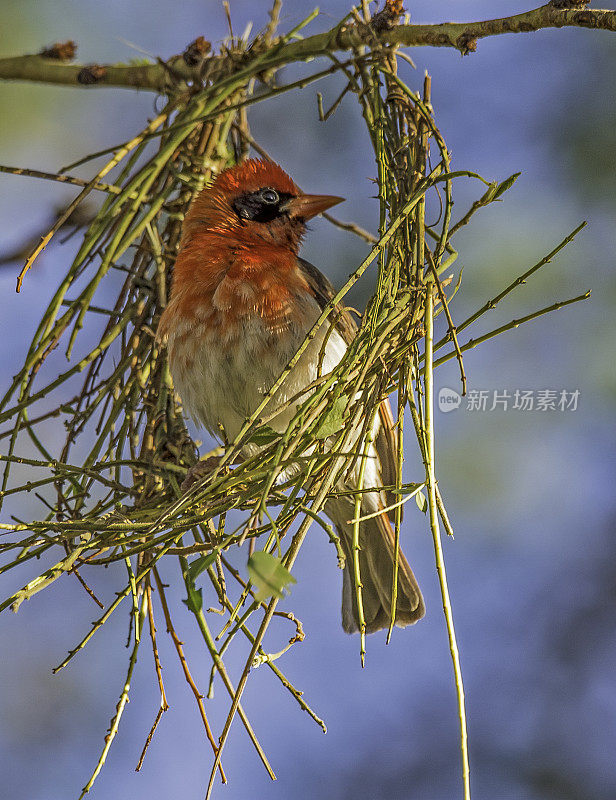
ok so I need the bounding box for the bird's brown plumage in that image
[159,159,424,633]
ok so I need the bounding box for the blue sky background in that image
[1,2,615,799]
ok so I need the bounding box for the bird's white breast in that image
[167,293,348,443]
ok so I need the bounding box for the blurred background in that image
[1,2,614,799]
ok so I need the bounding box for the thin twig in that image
[427,250,467,395]
[424,278,470,800]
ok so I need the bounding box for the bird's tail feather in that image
[326,498,424,634]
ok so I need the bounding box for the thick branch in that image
[0,4,615,92]
[0,54,200,92]
[387,3,616,54]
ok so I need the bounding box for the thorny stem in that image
[204,409,364,799]
[181,558,276,784]
[424,278,470,800]
[152,568,226,781]
[15,103,175,292]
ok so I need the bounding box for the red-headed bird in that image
[158,159,424,633]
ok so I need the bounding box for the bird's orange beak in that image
[283,193,344,220]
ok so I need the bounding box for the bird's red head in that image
[159,159,345,343]
[180,158,344,254]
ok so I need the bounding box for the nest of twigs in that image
[0,6,588,798]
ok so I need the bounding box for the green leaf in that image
[182,584,203,613]
[247,425,280,446]
[481,181,499,204]
[481,172,520,205]
[186,551,218,582]
[314,396,347,439]
[247,551,297,602]
[491,172,521,201]
[415,489,428,513]
[183,553,218,612]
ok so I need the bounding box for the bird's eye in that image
[260,189,279,204]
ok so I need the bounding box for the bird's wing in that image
[298,257,399,517]
[297,257,357,345]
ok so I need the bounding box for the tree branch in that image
[0,4,615,93]
[388,3,616,55]
[0,53,200,92]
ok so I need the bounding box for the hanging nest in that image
[0,5,588,797]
